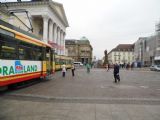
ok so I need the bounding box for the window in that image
[18,43,33,60]
[33,46,42,61]
[0,34,17,59]
[18,41,43,61]
[0,33,44,61]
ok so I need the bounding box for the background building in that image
[134,37,148,66]
[0,0,69,55]
[155,22,160,64]
[108,44,134,65]
[65,37,93,64]
[134,21,160,66]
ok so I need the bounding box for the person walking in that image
[106,64,110,71]
[108,64,110,71]
[106,64,108,71]
[86,63,91,73]
[113,63,120,83]
[71,64,75,76]
[62,63,66,77]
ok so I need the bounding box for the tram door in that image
[46,47,52,75]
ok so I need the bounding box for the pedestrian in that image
[113,63,120,83]
[86,63,91,73]
[106,64,110,71]
[62,63,66,77]
[71,64,75,76]
[108,64,110,71]
[106,64,108,71]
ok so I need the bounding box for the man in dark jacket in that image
[113,63,120,83]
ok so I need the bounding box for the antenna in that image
[9,9,33,32]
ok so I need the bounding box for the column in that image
[53,23,57,43]
[49,20,53,42]
[60,30,63,55]
[42,15,49,43]
[56,27,60,54]
[63,32,66,55]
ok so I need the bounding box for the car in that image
[150,65,160,71]
[156,65,160,71]
[73,62,83,67]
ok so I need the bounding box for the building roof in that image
[65,39,93,50]
[65,39,76,45]
[108,44,134,54]
[115,44,134,50]
[65,39,90,45]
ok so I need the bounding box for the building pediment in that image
[0,0,69,27]
[50,1,69,27]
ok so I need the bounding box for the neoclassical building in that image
[0,0,69,55]
[108,44,134,65]
[65,37,93,64]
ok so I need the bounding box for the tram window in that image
[0,41,17,59]
[41,48,45,61]
[0,35,18,59]
[19,48,24,59]
[18,41,41,60]
[34,47,42,61]
[45,47,51,61]
[18,45,32,60]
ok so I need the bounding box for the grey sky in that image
[56,0,160,59]
[2,0,160,59]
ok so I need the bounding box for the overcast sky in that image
[56,0,160,59]
[1,0,160,59]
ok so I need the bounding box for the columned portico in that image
[41,17,66,55]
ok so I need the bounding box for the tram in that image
[55,55,73,71]
[0,19,73,89]
[0,19,54,88]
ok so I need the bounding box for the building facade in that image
[65,37,93,64]
[134,37,148,66]
[155,22,160,64]
[0,0,69,55]
[108,44,134,65]
[134,21,160,66]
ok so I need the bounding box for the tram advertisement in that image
[0,60,41,76]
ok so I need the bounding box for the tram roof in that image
[0,19,52,48]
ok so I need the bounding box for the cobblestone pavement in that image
[0,68,160,120]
